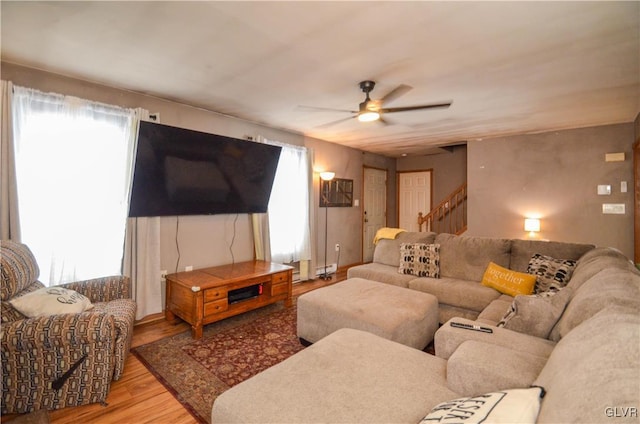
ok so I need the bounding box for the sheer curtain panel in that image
[253,140,313,280]
[1,80,21,240]
[123,109,162,320]
[11,86,135,285]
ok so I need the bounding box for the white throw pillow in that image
[9,287,94,318]
[419,387,544,424]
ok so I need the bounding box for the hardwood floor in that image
[3,271,345,424]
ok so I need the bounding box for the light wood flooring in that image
[2,272,344,424]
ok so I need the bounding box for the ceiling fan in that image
[298,80,452,127]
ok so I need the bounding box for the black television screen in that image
[128,121,282,217]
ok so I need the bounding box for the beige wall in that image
[2,63,394,276]
[467,124,635,258]
[305,137,396,270]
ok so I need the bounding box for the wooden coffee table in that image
[165,260,293,339]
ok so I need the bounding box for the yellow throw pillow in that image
[481,262,536,296]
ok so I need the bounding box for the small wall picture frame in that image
[320,178,353,207]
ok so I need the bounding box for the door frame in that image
[362,165,388,263]
[396,169,434,231]
[634,139,639,265]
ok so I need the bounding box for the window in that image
[267,143,311,265]
[12,86,135,285]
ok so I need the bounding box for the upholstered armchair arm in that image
[1,313,116,413]
[59,275,132,302]
[1,312,115,350]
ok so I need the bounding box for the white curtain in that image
[11,86,135,285]
[254,139,313,280]
[1,80,21,240]
[123,109,162,320]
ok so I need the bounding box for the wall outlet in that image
[335,243,340,252]
[160,270,167,281]
[185,265,193,272]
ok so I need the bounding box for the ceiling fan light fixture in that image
[358,110,380,122]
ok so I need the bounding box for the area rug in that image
[131,302,304,423]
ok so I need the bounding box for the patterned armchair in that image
[1,240,136,414]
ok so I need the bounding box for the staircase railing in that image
[417,182,467,235]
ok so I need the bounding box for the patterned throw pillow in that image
[419,387,545,424]
[527,253,577,293]
[398,243,440,278]
[497,288,572,339]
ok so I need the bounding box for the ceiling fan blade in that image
[380,84,412,105]
[381,101,452,114]
[316,115,357,128]
[297,105,357,114]
[377,115,392,126]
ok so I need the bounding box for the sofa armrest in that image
[59,275,132,302]
[435,318,556,360]
[446,340,548,396]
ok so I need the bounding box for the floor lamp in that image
[319,171,335,280]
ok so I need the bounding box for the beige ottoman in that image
[297,277,439,349]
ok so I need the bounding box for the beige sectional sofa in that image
[212,232,640,423]
[347,231,595,323]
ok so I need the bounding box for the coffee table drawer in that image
[204,298,229,316]
[205,287,228,302]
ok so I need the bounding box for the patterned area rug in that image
[131,302,303,423]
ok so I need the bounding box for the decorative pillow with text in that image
[419,387,545,424]
[9,287,94,318]
[481,262,537,297]
[398,243,440,278]
[527,253,577,293]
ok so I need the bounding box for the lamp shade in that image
[524,218,540,232]
[320,171,335,181]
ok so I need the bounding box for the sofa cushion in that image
[527,253,577,293]
[476,295,514,325]
[534,307,640,423]
[398,243,440,278]
[373,231,436,267]
[212,328,457,424]
[9,287,94,317]
[420,387,545,424]
[498,288,572,339]
[447,340,548,396]
[347,262,416,288]
[435,318,556,360]
[409,277,502,313]
[509,239,594,273]
[568,247,638,292]
[481,262,537,297]
[0,240,40,301]
[436,233,511,281]
[549,267,640,341]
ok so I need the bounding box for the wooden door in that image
[398,171,432,232]
[362,167,387,263]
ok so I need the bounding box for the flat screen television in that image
[128,121,282,217]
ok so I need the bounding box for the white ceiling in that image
[1,1,639,157]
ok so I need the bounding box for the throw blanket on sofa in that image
[374,227,406,244]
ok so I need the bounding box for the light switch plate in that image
[602,204,625,214]
[621,181,627,193]
[597,185,611,195]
